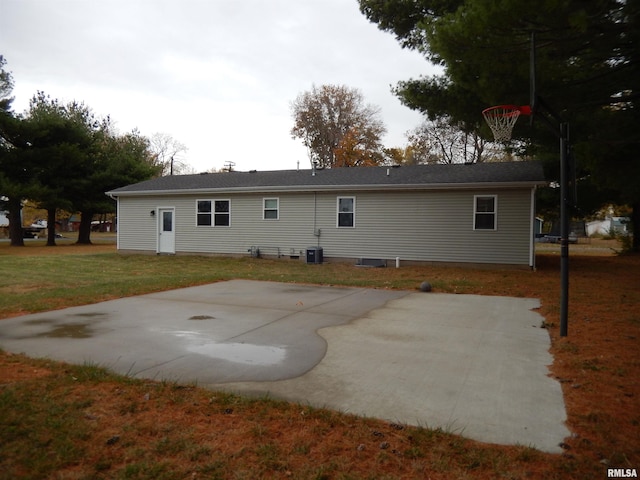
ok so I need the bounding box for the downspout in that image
[313,192,321,247]
[530,186,536,270]
[107,193,119,250]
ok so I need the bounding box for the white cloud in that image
[1,0,440,173]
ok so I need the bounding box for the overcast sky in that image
[1,0,439,173]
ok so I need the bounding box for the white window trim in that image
[213,199,231,227]
[263,197,279,220]
[196,199,231,227]
[196,199,212,227]
[337,196,356,228]
[473,195,497,231]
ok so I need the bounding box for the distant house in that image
[106,161,546,268]
[65,214,82,232]
[0,196,8,230]
[61,214,113,232]
[0,210,8,238]
[587,217,630,237]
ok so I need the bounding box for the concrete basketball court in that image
[0,279,569,453]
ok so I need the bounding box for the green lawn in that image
[0,252,437,319]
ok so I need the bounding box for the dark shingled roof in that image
[107,161,546,196]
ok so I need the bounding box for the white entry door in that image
[157,208,175,254]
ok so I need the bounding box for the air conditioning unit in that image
[306,247,323,264]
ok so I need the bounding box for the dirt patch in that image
[0,352,53,383]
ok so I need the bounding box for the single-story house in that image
[106,161,546,268]
[63,214,113,232]
[587,217,630,237]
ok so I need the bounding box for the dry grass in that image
[0,237,638,479]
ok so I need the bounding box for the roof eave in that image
[106,180,546,197]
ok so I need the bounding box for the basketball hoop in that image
[482,105,532,142]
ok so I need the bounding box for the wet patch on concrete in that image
[24,318,55,325]
[71,312,108,318]
[14,313,110,340]
[35,322,94,339]
[283,288,314,293]
[188,315,215,320]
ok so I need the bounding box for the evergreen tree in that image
[359,0,640,249]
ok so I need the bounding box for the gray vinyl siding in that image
[117,196,161,251]
[314,189,531,265]
[177,193,318,255]
[116,188,534,265]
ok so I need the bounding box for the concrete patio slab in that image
[0,279,569,452]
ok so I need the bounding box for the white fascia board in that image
[106,180,546,197]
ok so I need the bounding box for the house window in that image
[474,195,497,230]
[162,211,173,232]
[337,197,355,227]
[197,200,212,226]
[197,199,230,227]
[263,198,279,220]
[214,200,230,226]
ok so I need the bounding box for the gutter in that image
[106,180,548,197]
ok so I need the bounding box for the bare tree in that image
[406,117,504,164]
[290,84,386,168]
[149,133,188,175]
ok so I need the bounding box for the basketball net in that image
[482,105,531,142]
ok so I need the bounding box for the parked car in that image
[544,232,578,244]
[23,225,46,238]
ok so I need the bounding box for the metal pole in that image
[529,31,570,336]
[559,123,569,337]
[530,31,537,114]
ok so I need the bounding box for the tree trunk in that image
[99,213,107,232]
[7,197,24,247]
[76,211,94,244]
[46,208,57,246]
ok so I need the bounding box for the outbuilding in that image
[106,161,546,268]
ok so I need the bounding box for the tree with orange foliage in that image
[333,127,384,167]
[290,84,386,169]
